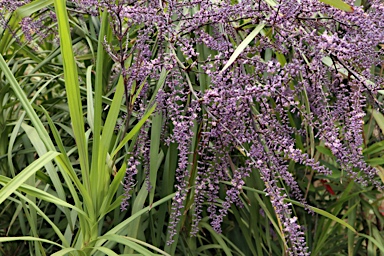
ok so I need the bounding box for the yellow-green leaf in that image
[221,23,265,73]
[319,0,354,12]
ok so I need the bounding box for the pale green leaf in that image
[0,151,59,205]
[221,23,265,73]
[319,0,354,12]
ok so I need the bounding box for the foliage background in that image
[0,0,384,255]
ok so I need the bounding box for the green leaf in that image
[316,145,334,158]
[15,0,54,18]
[99,163,127,218]
[53,0,90,189]
[369,109,384,136]
[0,175,87,218]
[86,65,95,132]
[363,141,384,155]
[0,44,75,233]
[0,236,63,249]
[374,166,384,184]
[0,54,54,153]
[93,193,174,250]
[149,112,162,206]
[11,189,70,247]
[221,23,265,73]
[199,222,234,256]
[148,68,168,106]
[98,234,155,255]
[318,0,354,12]
[289,200,357,233]
[237,183,358,233]
[358,233,384,253]
[52,248,86,256]
[90,247,119,256]
[125,184,150,252]
[365,157,384,166]
[111,103,157,158]
[91,74,125,211]
[0,151,59,203]
[90,10,112,192]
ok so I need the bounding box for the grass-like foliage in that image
[0,0,384,255]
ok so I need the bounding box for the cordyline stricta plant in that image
[2,0,384,255]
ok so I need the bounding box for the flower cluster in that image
[72,0,384,254]
[1,2,57,47]
[0,0,30,12]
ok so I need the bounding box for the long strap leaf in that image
[53,0,90,189]
[0,151,59,205]
[220,23,265,73]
